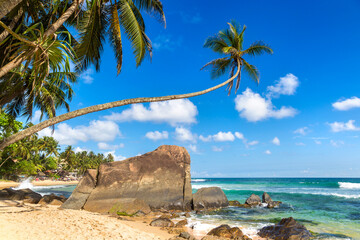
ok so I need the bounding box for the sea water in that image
[32,178,360,239]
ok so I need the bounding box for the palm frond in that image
[204,36,228,54]
[242,59,259,84]
[132,0,166,27]
[109,4,123,74]
[243,41,273,56]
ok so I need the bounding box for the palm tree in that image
[0,21,273,150]
[202,21,273,95]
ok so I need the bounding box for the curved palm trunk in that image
[0,61,240,150]
[0,0,84,78]
[0,0,22,19]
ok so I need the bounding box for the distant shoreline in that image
[0,180,78,189]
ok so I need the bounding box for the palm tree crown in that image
[202,21,273,95]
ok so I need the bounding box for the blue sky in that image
[36,0,360,177]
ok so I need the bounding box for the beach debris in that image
[258,217,312,240]
[245,194,261,206]
[150,217,175,227]
[193,187,229,211]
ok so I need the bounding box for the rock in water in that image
[258,217,312,240]
[267,201,282,209]
[61,169,97,209]
[64,145,192,212]
[193,187,229,210]
[3,188,42,203]
[262,192,272,203]
[245,194,261,206]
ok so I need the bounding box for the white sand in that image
[0,200,173,240]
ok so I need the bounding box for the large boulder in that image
[64,145,192,212]
[61,169,97,209]
[150,217,175,227]
[3,188,42,203]
[108,198,151,216]
[258,217,312,240]
[193,187,229,210]
[207,224,244,239]
[262,192,272,203]
[245,194,261,206]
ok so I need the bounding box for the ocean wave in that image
[338,182,360,189]
[192,179,207,182]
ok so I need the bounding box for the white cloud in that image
[32,110,42,124]
[294,127,310,136]
[212,131,235,142]
[97,142,124,150]
[74,146,88,153]
[175,127,196,142]
[272,137,280,145]
[199,135,212,142]
[329,120,360,132]
[104,151,126,161]
[332,97,360,111]
[330,140,344,147]
[145,131,169,141]
[296,142,306,146]
[314,140,322,145]
[105,99,197,126]
[247,140,259,146]
[39,120,121,145]
[212,146,223,152]
[153,34,183,51]
[265,150,271,155]
[234,88,297,122]
[80,68,94,84]
[267,73,299,97]
[188,144,198,153]
[234,132,244,140]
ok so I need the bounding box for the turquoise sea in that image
[33,178,360,239]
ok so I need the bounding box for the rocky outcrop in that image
[258,217,312,240]
[245,194,261,206]
[108,198,151,216]
[39,193,67,205]
[262,192,272,203]
[206,224,248,239]
[267,201,282,209]
[193,187,229,210]
[63,145,192,213]
[150,217,175,227]
[2,188,42,203]
[61,169,97,210]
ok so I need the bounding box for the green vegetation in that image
[0,110,114,180]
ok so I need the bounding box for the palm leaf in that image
[109,4,123,74]
[243,41,273,56]
[242,59,259,84]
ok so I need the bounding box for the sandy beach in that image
[0,180,78,189]
[0,200,173,240]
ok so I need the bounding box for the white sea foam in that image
[14,177,34,190]
[338,182,360,189]
[191,179,207,182]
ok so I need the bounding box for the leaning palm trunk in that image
[0,0,84,78]
[0,0,22,19]
[0,61,240,150]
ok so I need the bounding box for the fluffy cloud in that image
[145,131,169,141]
[330,140,344,147]
[296,142,306,146]
[212,146,223,152]
[265,150,272,155]
[314,140,322,145]
[272,137,280,145]
[247,140,259,146]
[105,99,197,126]
[267,73,299,97]
[199,131,244,142]
[97,142,124,150]
[104,151,126,161]
[39,120,121,145]
[294,127,310,136]
[188,144,198,153]
[174,127,196,142]
[332,97,360,111]
[235,88,297,122]
[329,120,360,132]
[80,68,94,84]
